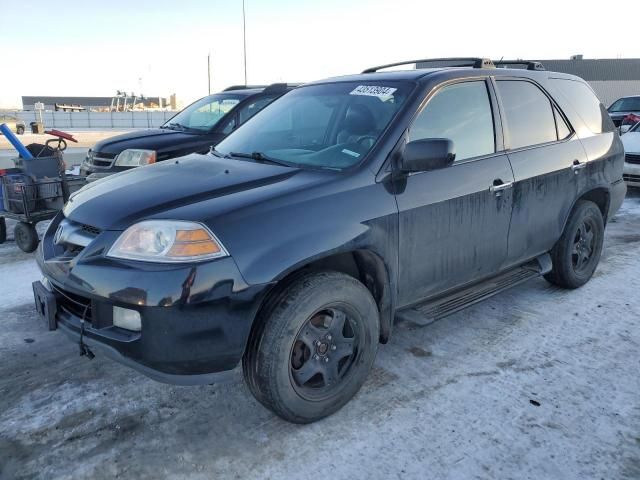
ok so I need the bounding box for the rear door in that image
[395,79,514,306]
[494,78,587,266]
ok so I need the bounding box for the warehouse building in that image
[21,94,177,112]
[534,57,640,107]
[416,56,640,107]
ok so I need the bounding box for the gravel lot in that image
[1,192,639,480]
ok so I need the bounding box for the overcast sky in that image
[1,0,638,109]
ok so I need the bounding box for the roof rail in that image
[223,85,267,91]
[362,57,495,73]
[494,60,546,71]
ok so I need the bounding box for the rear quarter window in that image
[548,79,615,134]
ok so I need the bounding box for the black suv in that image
[34,58,626,423]
[79,83,295,180]
[608,95,640,126]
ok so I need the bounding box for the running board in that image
[395,254,552,327]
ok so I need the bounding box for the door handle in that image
[571,160,587,173]
[490,180,513,194]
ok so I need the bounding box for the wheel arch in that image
[252,249,395,346]
[562,187,610,232]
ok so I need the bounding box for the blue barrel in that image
[0,123,33,159]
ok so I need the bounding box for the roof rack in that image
[493,60,545,71]
[263,82,300,93]
[362,57,495,73]
[223,85,267,91]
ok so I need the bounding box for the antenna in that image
[242,0,248,85]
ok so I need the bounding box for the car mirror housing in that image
[401,138,455,173]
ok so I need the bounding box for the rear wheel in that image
[544,200,604,289]
[243,271,379,423]
[0,218,6,243]
[14,222,39,253]
[16,125,25,135]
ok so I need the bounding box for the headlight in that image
[115,149,156,167]
[107,220,228,262]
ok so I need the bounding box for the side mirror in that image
[401,138,455,173]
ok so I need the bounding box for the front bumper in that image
[623,161,640,188]
[36,213,271,385]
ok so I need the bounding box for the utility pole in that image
[207,52,211,95]
[242,0,247,85]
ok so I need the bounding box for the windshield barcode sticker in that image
[342,149,361,158]
[350,85,397,100]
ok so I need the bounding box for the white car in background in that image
[622,122,640,187]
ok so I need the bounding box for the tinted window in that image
[409,81,495,161]
[216,82,412,169]
[496,80,557,149]
[549,79,614,134]
[164,94,242,132]
[554,107,571,140]
[238,95,278,124]
[609,97,640,112]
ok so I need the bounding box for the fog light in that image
[113,306,141,332]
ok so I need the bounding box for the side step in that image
[396,254,552,327]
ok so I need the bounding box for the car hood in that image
[92,128,213,155]
[622,132,640,153]
[64,154,302,230]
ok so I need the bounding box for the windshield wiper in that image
[229,151,292,167]
[210,148,230,158]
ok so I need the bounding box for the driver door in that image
[395,79,514,306]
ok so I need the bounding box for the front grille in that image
[52,218,101,259]
[81,223,101,236]
[92,151,117,160]
[86,151,117,168]
[51,283,93,323]
[623,174,640,182]
[92,158,114,167]
[625,153,640,165]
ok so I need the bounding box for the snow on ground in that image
[0,193,639,480]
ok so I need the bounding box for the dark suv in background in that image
[79,83,295,180]
[607,95,640,131]
[34,58,625,423]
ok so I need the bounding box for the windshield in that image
[163,94,243,132]
[609,97,640,113]
[215,81,413,169]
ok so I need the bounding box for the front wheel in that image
[16,125,25,135]
[243,271,379,423]
[545,200,604,289]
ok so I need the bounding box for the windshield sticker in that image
[350,85,397,100]
[342,149,361,158]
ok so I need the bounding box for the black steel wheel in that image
[290,305,363,401]
[0,217,6,244]
[14,221,39,253]
[545,200,604,289]
[571,217,597,274]
[243,271,379,423]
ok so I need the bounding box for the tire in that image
[14,222,39,253]
[243,271,379,423]
[544,200,604,289]
[0,218,6,243]
[16,125,25,135]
